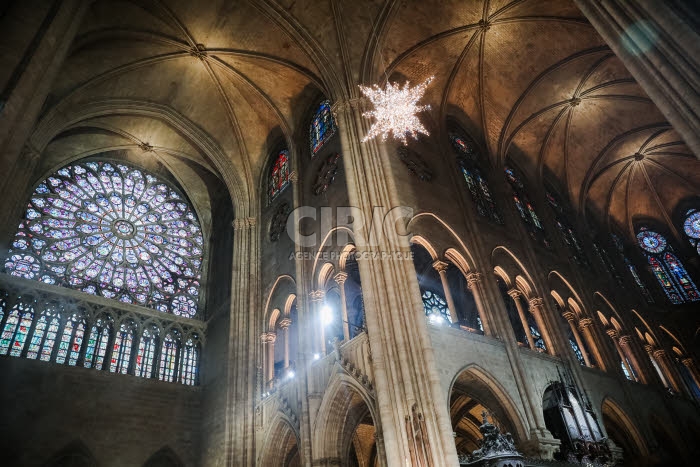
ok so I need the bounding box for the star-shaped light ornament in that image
[359,76,434,145]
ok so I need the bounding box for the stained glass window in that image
[159,332,180,382]
[1,302,34,357]
[180,337,198,386]
[84,318,111,369]
[41,316,60,362]
[136,326,158,378]
[268,150,290,201]
[570,338,586,366]
[637,228,699,304]
[56,313,85,365]
[611,234,654,303]
[593,241,623,285]
[4,160,203,317]
[546,191,588,266]
[309,100,337,155]
[504,167,549,247]
[0,308,20,355]
[528,314,547,352]
[110,322,134,374]
[683,209,700,256]
[421,290,452,323]
[450,133,502,224]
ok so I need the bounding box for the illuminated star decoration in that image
[359,76,434,144]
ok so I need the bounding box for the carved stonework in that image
[528,297,544,309]
[432,260,449,273]
[189,43,207,59]
[269,202,291,242]
[458,412,523,466]
[578,318,593,330]
[507,289,522,300]
[278,317,291,329]
[397,146,433,181]
[308,289,325,302]
[562,311,577,322]
[233,217,257,231]
[405,403,433,467]
[466,272,482,288]
[313,153,341,196]
[333,271,348,286]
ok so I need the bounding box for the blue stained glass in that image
[505,167,548,247]
[569,338,585,366]
[4,160,202,317]
[309,100,337,155]
[664,252,700,302]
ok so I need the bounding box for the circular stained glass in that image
[684,211,700,239]
[3,160,203,317]
[636,229,667,254]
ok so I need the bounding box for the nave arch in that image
[258,415,301,467]
[312,374,380,466]
[448,364,528,457]
[600,397,649,464]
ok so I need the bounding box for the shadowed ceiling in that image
[31,0,699,240]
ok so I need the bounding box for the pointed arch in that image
[600,397,649,461]
[447,364,528,445]
[258,414,301,467]
[43,440,97,467]
[142,446,185,467]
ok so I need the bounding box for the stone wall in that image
[0,357,200,467]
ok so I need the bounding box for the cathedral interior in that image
[1,0,700,466]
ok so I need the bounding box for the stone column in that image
[681,358,700,393]
[0,0,91,247]
[465,272,494,336]
[508,289,535,350]
[333,272,351,341]
[653,349,682,393]
[261,332,276,388]
[574,0,700,158]
[563,311,591,367]
[528,298,555,354]
[309,289,325,355]
[226,216,259,465]
[333,100,459,465]
[618,335,644,382]
[645,344,670,389]
[432,260,460,324]
[607,329,635,380]
[279,317,292,369]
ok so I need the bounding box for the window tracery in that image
[450,133,502,224]
[309,100,337,155]
[421,290,452,323]
[611,234,654,303]
[4,160,203,318]
[313,153,341,196]
[683,209,700,256]
[545,191,587,266]
[504,167,549,247]
[268,150,290,201]
[636,228,699,304]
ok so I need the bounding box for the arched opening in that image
[542,382,608,463]
[449,367,526,458]
[600,398,646,465]
[142,446,185,467]
[313,380,379,466]
[259,418,301,467]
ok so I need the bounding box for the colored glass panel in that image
[3,161,203,317]
[0,309,20,355]
[664,252,700,302]
[504,167,548,247]
[26,315,48,360]
[569,338,585,366]
[136,328,158,378]
[110,323,133,374]
[8,304,34,357]
[309,100,337,155]
[268,150,290,201]
[180,338,198,386]
[159,333,179,382]
[40,317,60,362]
[683,209,700,255]
[637,229,666,254]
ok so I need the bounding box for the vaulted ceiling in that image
[32,0,699,240]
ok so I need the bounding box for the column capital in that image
[606,328,619,339]
[309,289,325,302]
[528,297,544,308]
[644,344,654,355]
[578,318,593,329]
[288,171,299,184]
[618,335,633,346]
[507,288,522,299]
[333,271,348,285]
[562,311,577,322]
[653,349,667,359]
[432,260,449,273]
[233,217,257,230]
[260,332,276,344]
[278,317,292,329]
[681,358,694,367]
[466,272,482,288]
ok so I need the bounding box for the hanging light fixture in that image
[359,76,434,144]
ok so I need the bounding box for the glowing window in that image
[637,228,699,304]
[110,322,134,374]
[4,160,203,317]
[84,318,111,369]
[268,149,290,201]
[136,326,159,378]
[504,167,549,247]
[180,338,199,386]
[421,290,452,323]
[309,100,337,155]
[159,332,180,382]
[683,209,700,256]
